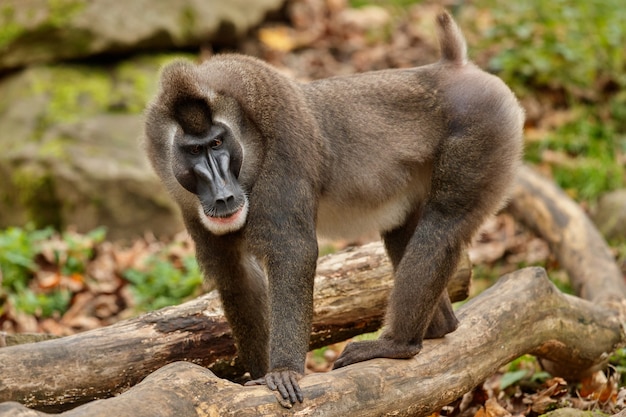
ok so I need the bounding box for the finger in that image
[266,374,278,391]
[282,372,298,403]
[289,373,304,403]
[244,377,266,386]
[276,378,290,401]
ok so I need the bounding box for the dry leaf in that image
[580,371,618,403]
[259,27,298,52]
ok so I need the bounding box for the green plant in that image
[501,355,550,390]
[0,225,106,318]
[56,227,106,276]
[476,0,626,101]
[11,287,71,318]
[525,110,625,200]
[124,254,203,312]
[609,348,626,385]
[0,225,53,294]
[0,225,76,317]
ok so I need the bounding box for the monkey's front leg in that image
[245,232,318,407]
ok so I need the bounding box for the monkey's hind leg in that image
[424,291,458,339]
[334,131,516,369]
[382,216,459,340]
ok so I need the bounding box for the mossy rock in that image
[0,54,189,239]
[0,0,284,69]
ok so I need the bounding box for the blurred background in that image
[0,0,625,411]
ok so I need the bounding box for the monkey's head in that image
[153,61,250,236]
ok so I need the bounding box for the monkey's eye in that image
[188,145,203,156]
[209,138,223,150]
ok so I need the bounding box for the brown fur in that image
[144,11,524,406]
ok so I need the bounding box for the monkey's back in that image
[302,63,523,240]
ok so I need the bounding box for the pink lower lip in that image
[208,207,242,224]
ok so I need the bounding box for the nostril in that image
[215,194,236,213]
[216,195,235,205]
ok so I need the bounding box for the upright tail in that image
[436,11,467,65]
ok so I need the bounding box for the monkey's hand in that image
[245,369,303,407]
[333,338,422,369]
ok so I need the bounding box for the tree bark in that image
[0,267,623,417]
[508,165,626,306]
[508,165,626,379]
[0,165,624,416]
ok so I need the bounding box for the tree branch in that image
[508,165,626,306]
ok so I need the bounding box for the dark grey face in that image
[172,121,248,234]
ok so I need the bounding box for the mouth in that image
[199,200,248,235]
[206,206,244,224]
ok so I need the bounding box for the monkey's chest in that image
[316,193,416,240]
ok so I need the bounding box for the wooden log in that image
[1,267,622,417]
[509,165,626,306]
[0,243,471,411]
[509,165,626,379]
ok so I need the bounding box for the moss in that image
[11,165,62,229]
[0,5,24,50]
[47,0,84,28]
[31,65,112,127]
[179,6,197,39]
[38,136,72,160]
[0,0,85,52]
[112,54,192,114]
[22,54,194,127]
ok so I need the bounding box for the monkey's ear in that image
[159,60,212,136]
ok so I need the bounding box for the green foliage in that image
[0,5,23,50]
[610,348,626,385]
[124,254,203,312]
[0,225,53,294]
[31,66,112,127]
[0,225,105,318]
[0,225,73,317]
[477,0,626,100]
[58,227,106,276]
[501,355,550,390]
[1,225,204,318]
[525,111,625,200]
[12,287,71,318]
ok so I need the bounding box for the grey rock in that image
[0,56,188,240]
[0,0,283,69]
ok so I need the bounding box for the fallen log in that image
[508,165,626,305]
[508,165,626,379]
[1,267,622,417]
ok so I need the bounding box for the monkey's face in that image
[172,119,248,236]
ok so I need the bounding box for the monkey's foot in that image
[332,338,422,369]
[245,369,303,407]
[424,312,459,339]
